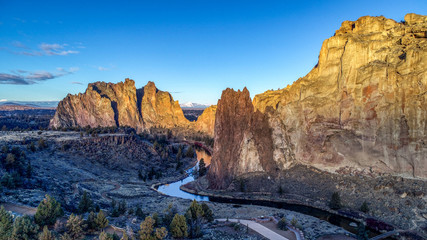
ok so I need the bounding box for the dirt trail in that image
[101,182,121,201]
[2,203,37,216]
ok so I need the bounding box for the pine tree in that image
[360,201,369,213]
[201,203,213,222]
[95,210,109,230]
[357,223,369,240]
[66,214,84,239]
[185,146,194,158]
[185,200,204,238]
[329,192,342,210]
[60,233,72,240]
[78,191,93,214]
[86,211,97,231]
[0,206,13,240]
[155,227,167,240]
[135,207,144,219]
[38,226,55,240]
[99,231,114,240]
[277,218,287,231]
[35,194,64,226]
[170,214,188,238]
[198,158,207,177]
[138,216,155,240]
[11,215,39,240]
[118,200,127,215]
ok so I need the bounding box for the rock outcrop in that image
[194,105,217,136]
[50,79,191,131]
[208,13,427,189]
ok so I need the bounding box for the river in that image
[156,149,392,238]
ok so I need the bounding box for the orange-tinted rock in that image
[194,105,217,136]
[209,14,427,188]
[50,79,192,131]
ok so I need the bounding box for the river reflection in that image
[157,150,211,201]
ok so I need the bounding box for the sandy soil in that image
[260,221,297,240]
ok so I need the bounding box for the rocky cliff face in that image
[50,79,191,131]
[194,105,217,136]
[208,13,427,189]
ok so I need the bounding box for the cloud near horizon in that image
[0,67,79,85]
[2,42,81,56]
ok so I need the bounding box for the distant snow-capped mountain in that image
[0,101,59,109]
[180,102,210,109]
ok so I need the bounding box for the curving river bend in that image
[157,149,391,238]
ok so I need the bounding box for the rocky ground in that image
[188,164,427,238]
[0,131,370,239]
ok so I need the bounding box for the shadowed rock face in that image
[208,13,427,189]
[50,79,191,131]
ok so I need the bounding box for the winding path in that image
[217,218,290,240]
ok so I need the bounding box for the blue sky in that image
[0,1,426,105]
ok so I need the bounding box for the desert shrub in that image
[35,194,64,226]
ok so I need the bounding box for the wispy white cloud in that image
[0,67,78,85]
[39,43,79,56]
[0,99,7,102]
[98,66,109,71]
[1,42,82,56]
[71,81,83,85]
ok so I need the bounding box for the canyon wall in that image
[50,79,192,131]
[208,13,427,189]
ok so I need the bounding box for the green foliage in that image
[360,201,369,213]
[0,206,13,240]
[170,214,188,238]
[11,215,39,240]
[277,217,287,231]
[35,195,64,226]
[99,231,114,240]
[1,173,15,189]
[66,214,84,239]
[5,153,16,168]
[118,200,127,215]
[59,233,72,240]
[198,159,207,177]
[357,223,369,240]
[38,138,47,150]
[185,146,194,158]
[135,207,145,219]
[120,232,129,240]
[290,217,298,227]
[163,204,177,227]
[154,227,167,240]
[152,213,160,228]
[278,185,284,195]
[138,216,155,240]
[185,200,204,238]
[38,226,55,240]
[29,142,36,152]
[201,203,213,222]
[176,147,182,161]
[95,210,109,230]
[78,191,93,214]
[86,211,97,231]
[1,125,7,131]
[329,192,342,210]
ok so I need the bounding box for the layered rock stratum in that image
[50,79,196,131]
[208,13,427,189]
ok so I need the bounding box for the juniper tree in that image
[38,226,55,240]
[329,192,342,210]
[95,210,109,230]
[170,214,188,238]
[0,206,13,240]
[78,191,93,214]
[11,215,39,240]
[35,194,64,226]
[66,214,84,239]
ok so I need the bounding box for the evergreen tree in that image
[35,195,64,226]
[357,223,369,240]
[138,216,155,240]
[198,159,206,177]
[66,214,84,239]
[77,191,93,214]
[201,203,213,222]
[99,231,114,240]
[360,201,369,213]
[185,200,204,238]
[135,207,144,219]
[277,218,287,231]
[38,226,55,240]
[118,200,126,215]
[95,210,109,230]
[185,146,194,158]
[59,233,72,240]
[176,147,182,161]
[170,214,188,238]
[163,204,177,227]
[38,138,47,150]
[154,227,167,240]
[0,206,13,240]
[1,125,7,131]
[11,215,39,240]
[120,232,129,240]
[86,211,97,231]
[26,163,32,178]
[329,192,342,210]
